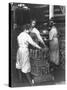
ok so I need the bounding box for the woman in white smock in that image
[49,22,59,66]
[16,24,41,85]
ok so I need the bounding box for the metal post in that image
[49,5,54,19]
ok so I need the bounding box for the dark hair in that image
[30,18,37,23]
[49,17,56,28]
[22,24,31,31]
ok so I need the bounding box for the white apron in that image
[16,47,31,73]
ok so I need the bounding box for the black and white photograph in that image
[9,2,65,87]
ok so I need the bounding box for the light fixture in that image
[18,3,30,10]
[18,4,23,7]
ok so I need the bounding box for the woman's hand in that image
[39,46,42,50]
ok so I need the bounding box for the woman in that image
[16,24,41,85]
[29,19,45,46]
[49,20,59,70]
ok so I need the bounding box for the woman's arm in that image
[34,29,45,45]
[27,34,41,49]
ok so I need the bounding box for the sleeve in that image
[27,34,41,49]
[34,29,44,44]
[49,29,53,40]
[49,27,57,40]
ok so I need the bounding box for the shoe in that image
[32,79,34,85]
[52,76,54,80]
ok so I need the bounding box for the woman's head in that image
[30,18,36,28]
[48,17,55,30]
[22,24,31,32]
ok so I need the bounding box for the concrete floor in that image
[11,65,65,87]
